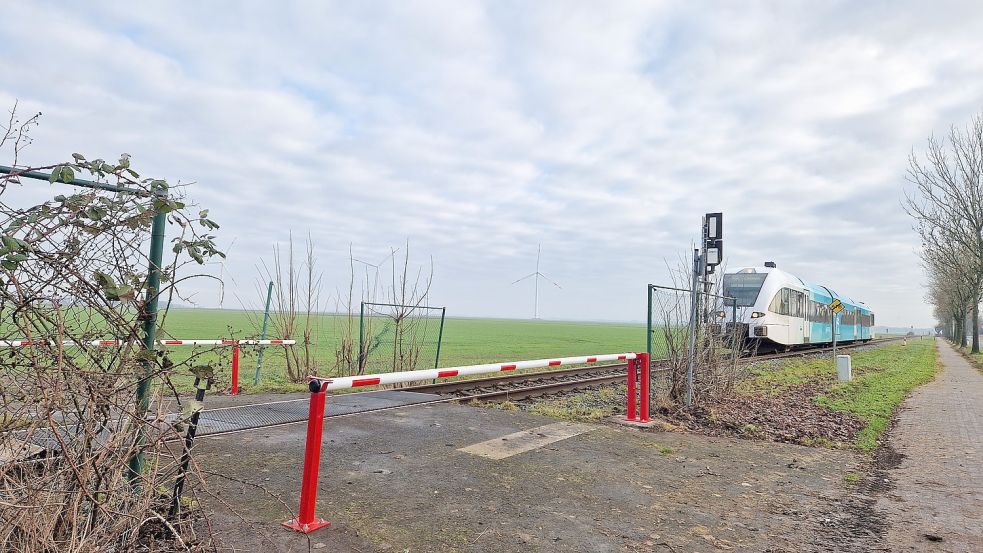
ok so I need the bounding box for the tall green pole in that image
[434,307,446,369]
[127,193,167,485]
[254,280,274,385]
[646,284,653,358]
[357,302,365,373]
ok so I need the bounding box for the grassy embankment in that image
[530,339,938,450]
[746,338,937,449]
[963,347,983,372]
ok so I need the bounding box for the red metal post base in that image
[282,517,331,534]
[625,354,651,423]
[231,343,240,395]
[625,358,637,421]
[283,381,331,534]
[638,352,651,423]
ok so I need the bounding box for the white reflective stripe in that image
[312,352,638,391]
[0,339,296,347]
[158,339,296,346]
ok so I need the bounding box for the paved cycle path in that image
[879,338,983,551]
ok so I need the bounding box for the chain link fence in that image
[647,284,743,404]
[358,302,446,373]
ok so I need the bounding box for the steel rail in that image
[403,337,904,401]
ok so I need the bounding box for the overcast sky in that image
[2,1,981,327]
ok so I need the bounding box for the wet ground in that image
[192,399,864,552]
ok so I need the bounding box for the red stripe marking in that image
[500,364,517,371]
[587,357,597,362]
[19,340,31,346]
[617,355,627,360]
[164,340,182,345]
[548,360,561,366]
[222,339,235,345]
[352,377,381,387]
[270,340,284,344]
[437,370,458,378]
[99,340,117,345]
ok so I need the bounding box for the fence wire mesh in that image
[647,284,744,403]
[358,302,446,373]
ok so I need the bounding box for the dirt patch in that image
[657,382,866,447]
[804,433,907,552]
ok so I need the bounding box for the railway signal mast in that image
[685,213,723,406]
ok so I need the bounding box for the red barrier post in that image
[230,342,240,395]
[283,381,332,534]
[625,358,637,421]
[638,352,651,423]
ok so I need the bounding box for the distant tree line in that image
[905,113,983,352]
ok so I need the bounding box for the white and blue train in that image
[721,262,874,351]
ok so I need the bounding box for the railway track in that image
[403,337,906,404]
[9,338,909,461]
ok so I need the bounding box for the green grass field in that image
[159,308,647,393]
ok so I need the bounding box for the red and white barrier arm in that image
[0,339,296,347]
[285,351,641,534]
[308,352,638,391]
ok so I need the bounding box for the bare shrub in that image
[333,242,439,376]
[0,105,222,551]
[252,232,322,381]
[650,255,745,405]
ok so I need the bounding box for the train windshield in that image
[722,272,768,307]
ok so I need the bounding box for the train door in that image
[802,297,812,344]
[788,289,805,345]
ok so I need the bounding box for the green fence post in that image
[434,307,446,369]
[254,280,274,386]
[429,307,447,384]
[127,188,167,486]
[357,301,365,373]
[647,284,653,358]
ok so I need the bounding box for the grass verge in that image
[526,384,626,422]
[811,339,937,449]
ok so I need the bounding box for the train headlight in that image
[716,310,726,318]
[750,311,765,318]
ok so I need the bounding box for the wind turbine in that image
[512,244,561,319]
[353,247,400,296]
[207,237,237,309]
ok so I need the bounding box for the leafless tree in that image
[905,114,983,351]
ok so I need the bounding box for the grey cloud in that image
[2,1,981,325]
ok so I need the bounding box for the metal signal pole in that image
[685,212,723,407]
[685,247,700,406]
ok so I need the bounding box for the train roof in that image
[726,265,871,313]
